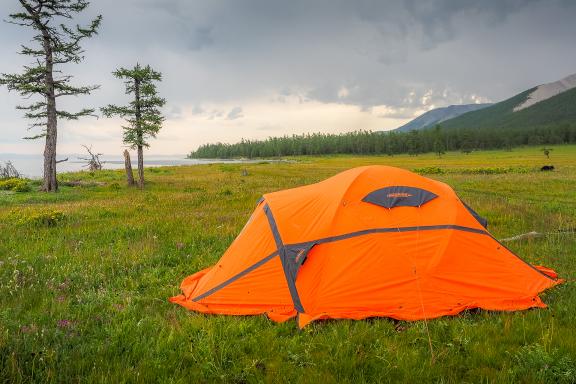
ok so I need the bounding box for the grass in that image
[1,145,575,383]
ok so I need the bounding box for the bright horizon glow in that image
[1,96,415,156]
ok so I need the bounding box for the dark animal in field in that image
[540,165,555,171]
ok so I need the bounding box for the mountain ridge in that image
[438,84,576,131]
[514,73,576,111]
[397,72,576,133]
[395,103,492,132]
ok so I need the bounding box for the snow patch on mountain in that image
[514,73,576,111]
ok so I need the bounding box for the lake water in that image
[0,153,264,178]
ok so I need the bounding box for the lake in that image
[0,153,266,178]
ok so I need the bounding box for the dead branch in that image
[0,161,21,179]
[78,144,104,171]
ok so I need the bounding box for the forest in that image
[189,122,576,158]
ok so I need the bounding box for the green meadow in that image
[1,145,575,383]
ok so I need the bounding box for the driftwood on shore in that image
[78,145,104,171]
[59,180,107,187]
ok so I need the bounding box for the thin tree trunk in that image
[42,28,58,192]
[137,144,144,188]
[134,78,144,188]
[123,150,135,186]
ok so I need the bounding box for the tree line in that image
[0,0,165,191]
[189,123,576,159]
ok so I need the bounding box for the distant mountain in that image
[395,104,492,132]
[438,73,576,132]
[514,73,576,111]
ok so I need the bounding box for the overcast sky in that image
[1,0,575,155]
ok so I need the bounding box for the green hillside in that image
[440,86,576,131]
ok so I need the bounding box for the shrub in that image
[0,178,31,192]
[17,209,65,227]
[457,167,532,174]
[184,186,205,193]
[219,164,240,173]
[147,167,172,174]
[412,166,535,175]
[412,167,445,175]
[13,182,32,192]
[220,188,233,196]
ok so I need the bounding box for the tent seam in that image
[286,225,489,249]
[192,250,280,302]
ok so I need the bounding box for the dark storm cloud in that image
[120,0,575,107]
[1,0,576,152]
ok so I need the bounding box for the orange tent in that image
[170,166,562,327]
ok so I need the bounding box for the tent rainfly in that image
[170,166,562,328]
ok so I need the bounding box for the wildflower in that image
[57,319,73,329]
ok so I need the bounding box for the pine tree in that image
[433,124,445,158]
[101,64,166,188]
[0,0,101,192]
[407,130,421,156]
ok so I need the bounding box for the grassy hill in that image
[1,146,575,382]
[440,87,576,131]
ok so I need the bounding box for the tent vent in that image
[363,186,438,208]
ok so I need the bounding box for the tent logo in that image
[387,192,412,198]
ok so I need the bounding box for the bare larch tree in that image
[0,0,101,192]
